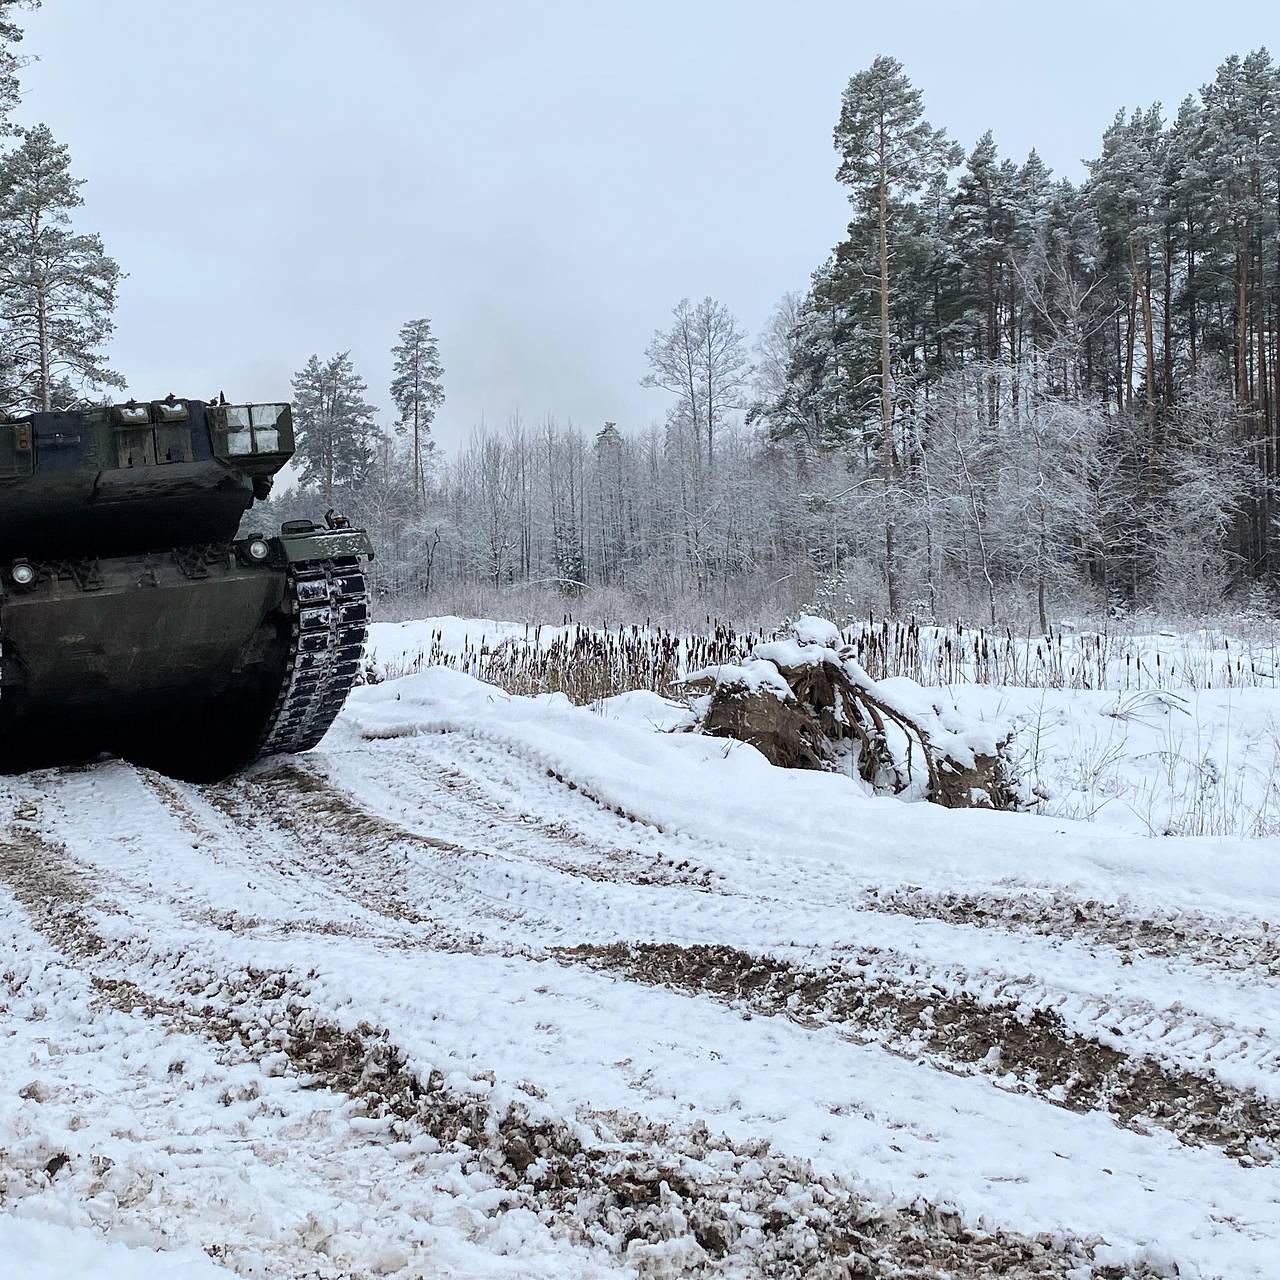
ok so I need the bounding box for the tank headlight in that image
[11,561,36,587]
[250,404,287,453]
[247,538,271,562]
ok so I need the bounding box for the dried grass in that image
[371,616,1278,700]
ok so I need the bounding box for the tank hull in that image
[0,528,371,781]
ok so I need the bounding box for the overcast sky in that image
[15,0,1278,450]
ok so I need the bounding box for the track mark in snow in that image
[563,941,1280,1165]
[1,861,1146,1280]
[330,734,725,893]
[0,844,616,1275]
[0,809,105,961]
[865,885,1280,977]
[162,961,1165,1280]
[205,761,494,941]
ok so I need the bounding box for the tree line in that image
[748,50,1280,623]
[4,1,1277,624]
[305,49,1279,624]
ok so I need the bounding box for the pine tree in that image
[833,55,960,614]
[1088,105,1166,429]
[952,133,1014,366]
[1,4,39,405]
[1165,97,1210,381]
[389,317,444,504]
[290,352,378,505]
[0,2,38,137]
[0,123,123,411]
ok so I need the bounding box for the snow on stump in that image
[684,616,1018,810]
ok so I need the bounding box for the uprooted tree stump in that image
[683,617,1019,810]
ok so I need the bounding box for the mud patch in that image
[198,965,1158,1280]
[866,885,1280,977]
[0,817,105,960]
[563,941,1279,1165]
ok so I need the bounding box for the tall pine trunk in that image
[1235,235,1249,406]
[877,139,899,617]
[1162,223,1174,406]
[36,286,50,411]
[1124,282,1137,410]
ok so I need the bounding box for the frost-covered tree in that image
[0,1,38,136]
[254,46,1280,623]
[1149,377,1251,612]
[747,291,817,459]
[833,56,960,614]
[389,317,444,503]
[642,296,749,476]
[290,351,377,504]
[0,123,123,411]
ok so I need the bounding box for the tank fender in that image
[278,528,373,562]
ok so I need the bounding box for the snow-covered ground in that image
[936,682,1280,837]
[367,618,1280,838]
[3,646,1280,1276]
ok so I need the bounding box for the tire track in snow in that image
[359,725,1276,984]
[561,941,1280,1165]
[864,885,1280,979]
[88,944,1172,1280]
[205,762,481,932]
[297,738,1280,1113]
[23,755,1280,1155]
[326,732,724,893]
[29,763,433,949]
[204,745,1280,1167]
[0,816,1152,1279]
[0,828,614,1277]
[6,734,1278,1276]
[320,736,1280,1088]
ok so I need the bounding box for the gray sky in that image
[16,0,1278,450]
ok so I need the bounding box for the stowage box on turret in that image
[0,397,372,780]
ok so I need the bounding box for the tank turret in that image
[0,397,372,780]
[0,397,292,557]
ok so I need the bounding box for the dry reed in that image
[370,616,1278,701]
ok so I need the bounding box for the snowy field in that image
[366,618,1280,838]
[3,627,1280,1276]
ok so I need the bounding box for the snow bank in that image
[938,682,1280,836]
[372,615,1280,836]
[0,1217,228,1279]
[341,665,1280,917]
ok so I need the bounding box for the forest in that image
[3,1,1280,628]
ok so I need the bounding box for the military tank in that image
[0,397,372,781]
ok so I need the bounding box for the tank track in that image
[253,553,369,761]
